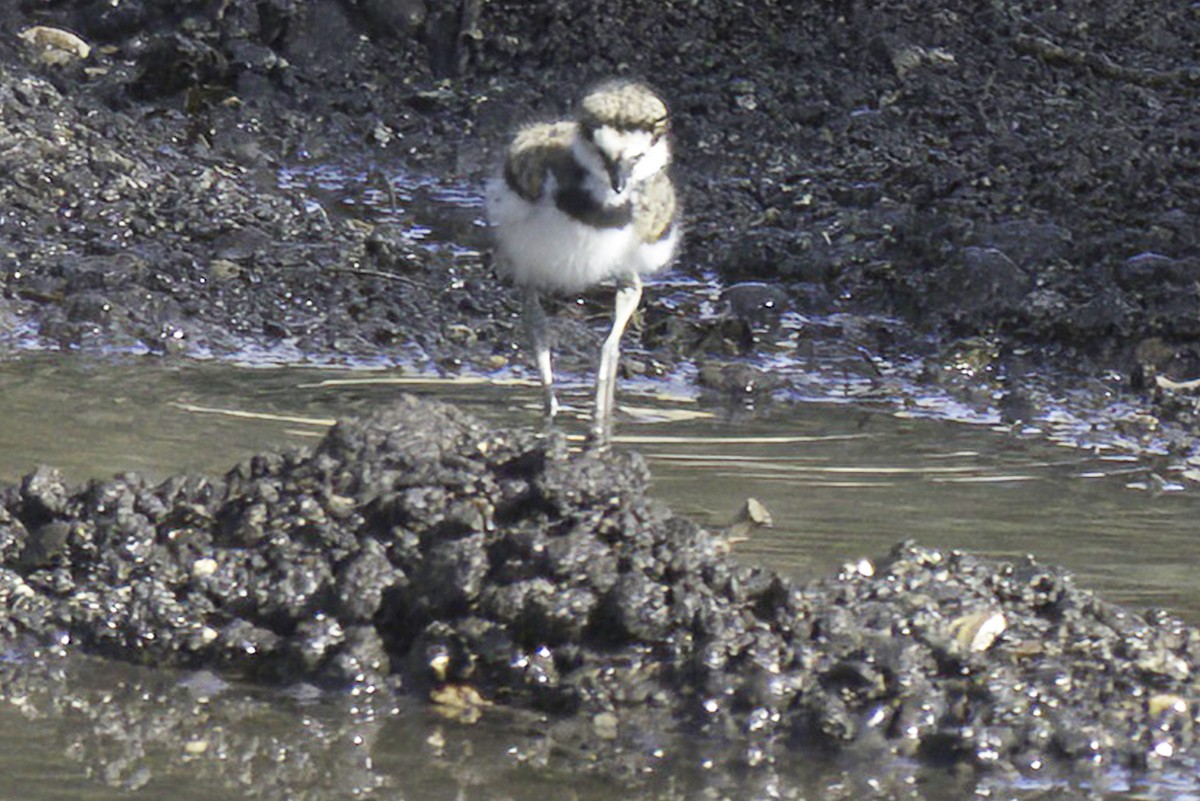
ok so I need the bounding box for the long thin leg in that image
[592,274,643,445]
[523,288,560,421]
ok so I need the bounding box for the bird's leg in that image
[523,288,560,421]
[591,274,643,446]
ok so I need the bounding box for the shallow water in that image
[1,150,1197,799]
[3,354,1197,616]
[1,353,1199,799]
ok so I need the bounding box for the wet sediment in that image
[0,1,1198,461]
[2,0,1200,788]
[0,395,1195,781]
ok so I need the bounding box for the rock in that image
[974,220,1073,270]
[721,282,790,325]
[937,246,1032,318]
[20,467,69,521]
[1118,252,1200,290]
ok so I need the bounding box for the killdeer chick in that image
[486,80,680,445]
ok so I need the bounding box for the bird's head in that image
[574,81,670,196]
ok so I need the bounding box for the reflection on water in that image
[0,353,1198,800]
[2,354,1197,618]
[647,414,1200,622]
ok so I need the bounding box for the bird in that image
[485,80,680,446]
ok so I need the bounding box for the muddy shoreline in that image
[1,395,1198,790]
[1,0,1198,468]
[1,0,1200,791]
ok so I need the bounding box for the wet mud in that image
[1,395,1198,788]
[1,0,1200,789]
[1,0,1197,454]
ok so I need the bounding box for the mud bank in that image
[1,0,1198,464]
[2,1,1200,793]
[0,395,1193,785]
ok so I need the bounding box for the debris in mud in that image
[17,25,91,65]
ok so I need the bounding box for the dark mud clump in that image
[0,395,1196,781]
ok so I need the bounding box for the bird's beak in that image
[607,161,628,194]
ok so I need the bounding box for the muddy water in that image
[3,354,1197,616]
[1,353,1198,800]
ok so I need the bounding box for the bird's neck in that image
[567,136,627,206]
[554,165,634,229]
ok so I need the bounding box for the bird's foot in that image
[585,419,613,452]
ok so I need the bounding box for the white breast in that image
[633,224,680,274]
[486,177,647,295]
